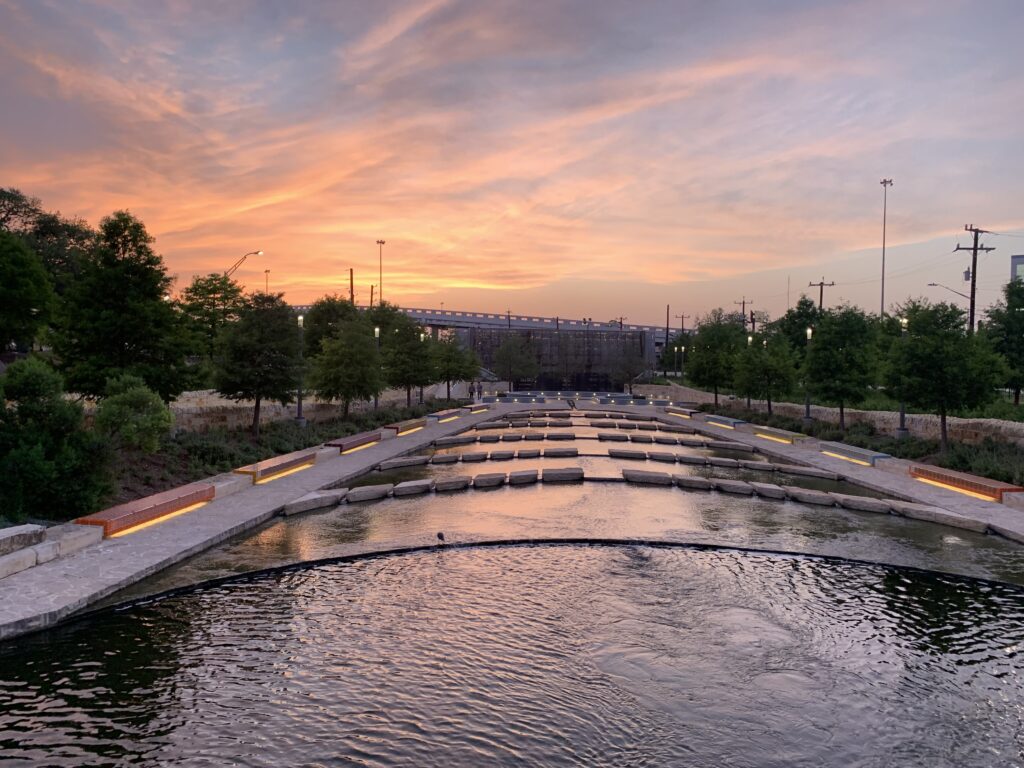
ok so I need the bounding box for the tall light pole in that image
[803,326,814,426]
[419,331,426,404]
[880,178,893,316]
[373,325,381,410]
[295,314,306,427]
[376,240,385,305]
[224,249,263,277]
[264,269,270,294]
[927,282,970,301]
[680,345,686,384]
[896,316,909,439]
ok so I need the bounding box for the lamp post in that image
[680,345,686,384]
[896,316,909,440]
[264,269,270,294]
[419,331,426,404]
[373,325,381,410]
[376,240,385,305]
[746,335,753,408]
[803,326,814,426]
[295,315,306,427]
[674,345,680,379]
[880,178,893,316]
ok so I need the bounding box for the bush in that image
[95,374,173,452]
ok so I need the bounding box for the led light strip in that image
[398,426,424,435]
[110,501,209,538]
[820,450,871,466]
[255,461,315,484]
[341,441,378,455]
[756,432,792,444]
[914,476,997,501]
[437,416,460,423]
[707,421,735,430]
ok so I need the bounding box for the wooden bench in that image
[327,430,384,454]
[753,426,812,445]
[909,465,1024,502]
[703,414,746,430]
[819,441,889,467]
[76,482,215,537]
[427,408,462,424]
[235,449,317,483]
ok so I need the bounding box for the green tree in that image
[984,280,1024,406]
[614,340,647,394]
[0,358,111,521]
[0,231,54,350]
[0,187,42,232]
[309,319,383,418]
[772,296,820,362]
[886,300,1004,451]
[52,211,189,400]
[303,295,360,357]
[94,374,173,453]
[493,334,540,391]
[431,335,479,400]
[804,306,874,431]
[686,309,744,406]
[214,293,302,437]
[181,273,245,359]
[733,334,797,414]
[383,319,433,406]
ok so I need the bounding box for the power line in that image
[955,224,995,334]
[808,277,835,310]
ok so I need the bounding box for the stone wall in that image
[634,383,1024,447]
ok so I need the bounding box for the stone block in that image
[525,434,545,441]
[501,434,524,442]
[654,436,680,445]
[283,489,348,515]
[462,452,488,463]
[314,447,339,464]
[678,437,706,447]
[478,434,501,444]
[516,448,541,459]
[0,548,36,580]
[0,524,44,556]
[888,500,988,533]
[629,434,654,444]
[675,475,713,491]
[784,487,836,506]
[622,469,673,486]
[740,460,775,472]
[708,457,739,469]
[541,467,584,483]
[705,440,755,452]
[546,433,576,441]
[1002,492,1024,513]
[508,470,539,485]
[378,455,430,471]
[543,447,579,458]
[712,478,754,495]
[47,524,103,556]
[435,476,472,492]
[430,454,460,464]
[346,484,394,502]
[608,449,647,461]
[393,479,435,497]
[598,432,629,442]
[619,423,637,430]
[473,473,507,489]
[435,435,476,447]
[775,464,841,481]
[212,473,252,498]
[647,452,678,463]
[489,450,515,461]
[990,524,1024,544]
[828,493,891,514]
[750,482,786,499]
[31,540,60,564]
[636,423,658,431]
[676,455,708,466]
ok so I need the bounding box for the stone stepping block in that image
[509,470,539,485]
[476,422,508,430]
[708,457,739,468]
[827,492,891,514]
[462,452,489,463]
[888,500,988,533]
[784,487,836,506]
[740,460,775,472]
[706,440,755,452]
[501,434,524,442]
[378,455,430,471]
[283,489,348,515]
[546,433,576,441]
[45,523,103,558]
[435,435,476,447]
[0,548,38,580]
[473,473,507,489]
[648,452,679,463]
[590,421,617,428]
[676,455,708,466]
[478,434,501,444]
[678,437,706,447]
[635,423,658,431]
[618,423,638,430]
[516,448,542,459]
[543,447,579,458]
[623,469,674,486]
[750,482,786,499]
[0,525,44,556]
[608,449,648,461]
[660,424,696,434]
[549,421,573,429]
[712,478,755,495]
[525,433,545,441]
[347,484,394,502]
[542,467,584,483]
[675,475,713,491]
[529,420,549,428]
[430,454,460,464]
[393,479,435,497]
[435,475,472,492]
[629,434,654,444]
[598,432,629,442]
[775,464,840,480]
[489,450,516,461]
[654,436,680,445]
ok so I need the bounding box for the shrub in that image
[95,374,173,452]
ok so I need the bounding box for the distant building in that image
[1012,255,1024,283]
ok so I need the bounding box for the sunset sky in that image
[2,0,1023,325]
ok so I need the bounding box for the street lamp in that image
[419,331,426,403]
[927,282,970,301]
[376,240,385,305]
[880,178,893,315]
[264,269,270,294]
[224,249,263,277]
[680,345,686,384]
[674,345,680,379]
[373,325,381,410]
[803,326,814,425]
[746,335,753,408]
[295,315,306,427]
[896,316,909,439]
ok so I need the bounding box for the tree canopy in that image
[984,279,1024,405]
[804,306,875,430]
[0,231,54,350]
[309,318,383,417]
[181,273,245,360]
[493,334,540,390]
[686,309,744,405]
[431,334,479,400]
[733,333,797,414]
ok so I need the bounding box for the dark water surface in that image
[2,544,1023,767]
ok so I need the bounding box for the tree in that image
[686,309,744,406]
[181,273,245,360]
[493,334,540,391]
[213,293,302,437]
[733,334,797,414]
[614,339,647,394]
[0,358,111,521]
[383,318,433,406]
[772,296,820,362]
[303,295,360,357]
[431,335,479,400]
[309,319,383,418]
[94,374,173,453]
[804,306,874,431]
[984,280,1024,405]
[886,300,1004,451]
[0,188,42,232]
[52,211,189,400]
[0,231,54,350]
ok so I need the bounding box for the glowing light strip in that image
[398,426,425,435]
[255,461,315,484]
[110,501,208,538]
[756,432,792,444]
[470,409,487,414]
[668,412,691,419]
[914,476,997,501]
[341,441,378,455]
[437,416,460,423]
[707,421,735,430]
[820,450,871,466]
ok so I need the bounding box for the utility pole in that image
[376,240,385,305]
[349,268,354,304]
[955,225,995,333]
[674,312,689,336]
[734,297,752,329]
[370,285,375,307]
[808,277,835,310]
[664,305,670,376]
[880,178,893,316]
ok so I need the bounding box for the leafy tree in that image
[0,231,54,350]
[431,335,479,400]
[984,279,1024,405]
[614,340,647,394]
[214,293,302,437]
[303,295,360,357]
[0,187,42,232]
[772,296,820,362]
[886,300,1004,451]
[383,318,433,406]
[493,334,540,391]
[0,358,111,521]
[181,273,245,359]
[52,211,189,400]
[804,306,875,431]
[94,374,173,453]
[733,334,797,414]
[309,319,383,418]
[686,309,744,406]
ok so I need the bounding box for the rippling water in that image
[3,545,1024,766]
